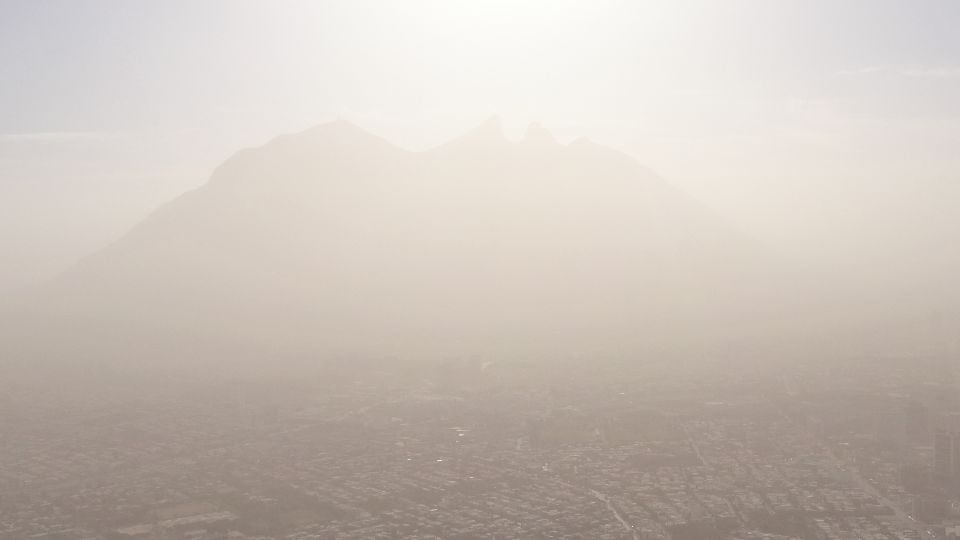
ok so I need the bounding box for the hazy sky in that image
[4,0,960,293]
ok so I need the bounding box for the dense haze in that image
[4,0,960,299]
[6,3,960,540]
[4,1,960,369]
[5,117,804,374]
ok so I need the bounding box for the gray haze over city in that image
[4,1,960,539]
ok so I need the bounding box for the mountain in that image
[2,119,799,376]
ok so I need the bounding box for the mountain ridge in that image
[3,119,809,376]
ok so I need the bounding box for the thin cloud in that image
[839,65,960,80]
[0,131,115,143]
[899,66,960,80]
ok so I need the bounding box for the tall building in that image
[934,412,960,486]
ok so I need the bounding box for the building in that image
[934,412,960,487]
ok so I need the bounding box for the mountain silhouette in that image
[3,119,796,376]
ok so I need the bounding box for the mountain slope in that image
[4,119,795,374]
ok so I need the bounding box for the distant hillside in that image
[3,119,808,375]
